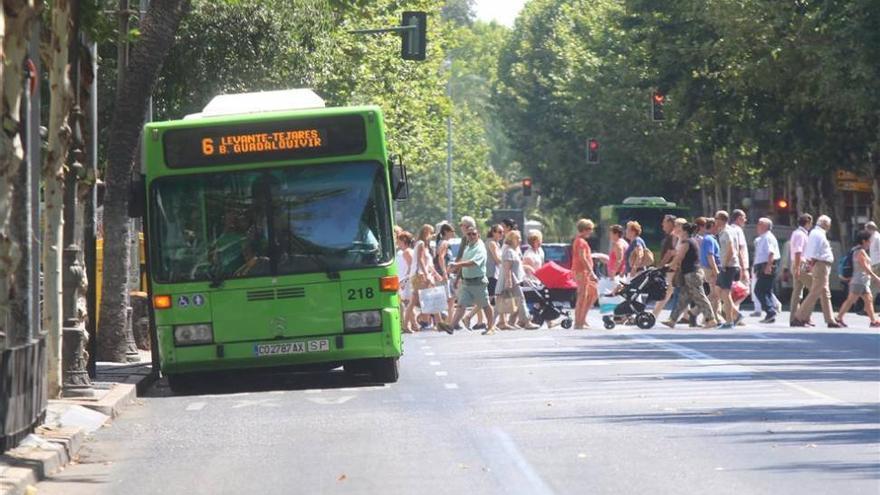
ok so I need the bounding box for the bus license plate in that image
[253,339,330,357]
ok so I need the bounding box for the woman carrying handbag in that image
[496,230,539,330]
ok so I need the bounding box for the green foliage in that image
[144,0,506,230]
[495,0,880,220]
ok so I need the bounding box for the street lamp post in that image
[445,63,453,223]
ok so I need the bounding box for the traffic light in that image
[587,138,600,164]
[651,90,666,122]
[775,198,790,212]
[522,178,532,196]
[401,11,427,61]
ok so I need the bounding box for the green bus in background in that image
[598,197,690,256]
[138,89,408,392]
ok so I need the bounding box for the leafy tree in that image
[98,0,190,361]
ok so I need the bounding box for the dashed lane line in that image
[185,402,206,411]
[444,383,459,390]
[435,371,448,377]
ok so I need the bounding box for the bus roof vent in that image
[188,89,326,119]
[622,196,675,206]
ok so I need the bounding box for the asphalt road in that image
[40,311,880,495]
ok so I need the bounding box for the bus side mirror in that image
[128,175,145,218]
[390,156,409,200]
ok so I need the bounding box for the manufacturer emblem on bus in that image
[269,316,287,336]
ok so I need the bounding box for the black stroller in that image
[523,280,574,329]
[601,266,669,330]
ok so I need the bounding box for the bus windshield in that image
[615,207,689,246]
[150,161,393,283]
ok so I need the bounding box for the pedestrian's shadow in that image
[148,367,388,397]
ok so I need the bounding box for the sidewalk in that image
[0,352,156,495]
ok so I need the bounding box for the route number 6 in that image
[202,138,214,156]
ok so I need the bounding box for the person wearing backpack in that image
[793,215,840,328]
[836,230,880,327]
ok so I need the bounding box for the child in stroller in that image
[601,266,670,330]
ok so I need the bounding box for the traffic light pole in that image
[349,12,427,61]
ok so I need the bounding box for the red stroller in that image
[523,262,575,328]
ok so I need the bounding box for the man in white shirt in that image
[788,214,813,326]
[730,210,750,323]
[753,218,780,323]
[794,215,840,327]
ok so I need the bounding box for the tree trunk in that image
[43,0,73,398]
[0,1,39,349]
[97,0,189,362]
[872,155,880,225]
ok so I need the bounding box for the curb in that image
[0,370,156,495]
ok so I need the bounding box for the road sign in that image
[835,170,872,193]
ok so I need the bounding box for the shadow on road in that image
[147,367,386,398]
[496,331,880,382]
[543,403,880,479]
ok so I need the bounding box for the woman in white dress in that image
[396,231,416,332]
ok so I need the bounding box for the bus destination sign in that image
[162,115,367,168]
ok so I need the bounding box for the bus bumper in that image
[158,310,402,375]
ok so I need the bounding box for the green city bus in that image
[136,90,407,391]
[598,197,690,256]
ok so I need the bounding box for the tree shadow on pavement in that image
[588,403,880,478]
[503,331,880,382]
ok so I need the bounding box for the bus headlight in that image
[173,324,214,346]
[343,311,382,332]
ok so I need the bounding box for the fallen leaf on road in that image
[546,402,552,407]
[338,474,347,481]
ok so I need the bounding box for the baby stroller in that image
[524,262,575,329]
[601,266,669,330]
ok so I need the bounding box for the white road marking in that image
[429,361,441,366]
[424,352,436,356]
[435,371,448,377]
[307,396,355,405]
[491,428,555,495]
[231,399,281,409]
[444,383,459,389]
[631,333,845,403]
[421,345,432,350]
[185,402,206,411]
[304,389,322,394]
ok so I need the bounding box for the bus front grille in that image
[245,287,306,302]
[276,287,305,299]
[246,289,275,301]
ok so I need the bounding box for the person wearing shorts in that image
[715,210,741,328]
[440,227,496,335]
[836,230,880,327]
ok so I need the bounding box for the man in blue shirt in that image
[700,219,722,322]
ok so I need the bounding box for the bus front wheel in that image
[371,358,399,383]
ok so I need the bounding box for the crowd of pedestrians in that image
[393,211,880,334]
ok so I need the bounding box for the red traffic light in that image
[776,199,789,210]
[589,139,599,151]
[652,91,665,104]
[522,178,532,187]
